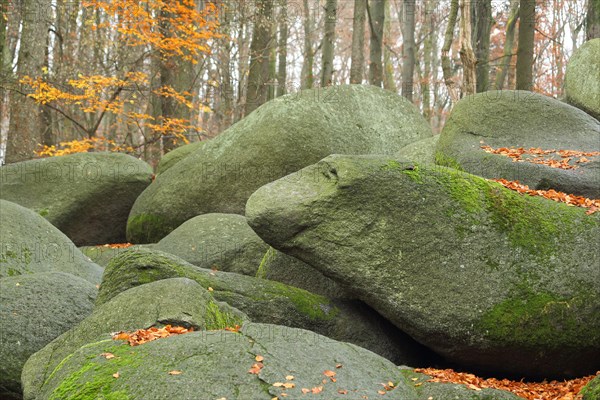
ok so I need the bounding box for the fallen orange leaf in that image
[168,370,182,375]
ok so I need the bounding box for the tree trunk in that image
[495,0,519,89]
[367,0,384,88]
[422,0,434,121]
[7,0,50,163]
[459,0,477,96]
[321,0,337,87]
[350,0,367,84]
[301,0,314,89]
[383,0,396,91]
[516,0,535,90]
[473,0,492,92]
[441,0,460,102]
[587,0,600,40]
[159,6,195,152]
[277,0,288,97]
[246,0,274,115]
[401,0,415,99]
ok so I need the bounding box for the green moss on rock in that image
[49,341,136,400]
[126,214,174,244]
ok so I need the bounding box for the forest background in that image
[0,0,598,166]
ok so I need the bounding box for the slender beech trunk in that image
[401,0,415,99]
[301,0,314,88]
[246,0,274,115]
[586,0,600,40]
[473,0,492,92]
[7,0,49,163]
[422,0,434,121]
[382,0,396,91]
[441,0,460,102]
[350,0,366,84]
[495,0,519,89]
[321,0,337,87]
[516,0,535,90]
[277,0,288,97]
[459,0,477,95]
[367,0,384,87]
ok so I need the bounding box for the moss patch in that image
[478,287,587,348]
[434,151,464,171]
[580,376,600,400]
[205,300,244,330]
[48,341,137,400]
[255,247,276,279]
[126,213,173,244]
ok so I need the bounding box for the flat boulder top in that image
[435,90,600,198]
[565,38,600,119]
[127,84,432,243]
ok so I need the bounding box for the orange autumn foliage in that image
[415,368,598,400]
[492,179,600,215]
[21,0,219,158]
[112,325,193,346]
[481,145,600,170]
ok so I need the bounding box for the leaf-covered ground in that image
[415,368,598,400]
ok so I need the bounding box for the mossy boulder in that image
[127,84,432,243]
[156,140,206,175]
[256,246,353,299]
[396,135,440,164]
[96,247,436,365]
[435,90,600,198]
[0,272,97,398]
[22,277,247,400]
[26,322,519,400]
[154,213,268,275]
[0,200,103,284]
[78,244,153,267]
[0,153,153,245]
[154,213,350,298]
[565,38,600,119]
[246,154,600,378]
[580,375,600,400]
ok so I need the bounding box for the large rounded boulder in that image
[127,84,432,243]
[154,213,350,298]
[0,272,97,398]
[26,322,519,400]
[246,154,600,379]
[96,248,435,365]
[22,277,247,399]
[0,152,153,245]
[156,140,206,175]
[565,38,600,119]
[435,90,600,198]
[0,200,103,284]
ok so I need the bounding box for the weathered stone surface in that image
[156,140,206,175]
[246,154,600,378]
[396,135,440,164]
[154,213,350,299]
[0,153,153,245]
[0,272,96,398]
[0,200,103,284]
[127,84,432,243]
[435,90,600,198]
[565,38,600,119]
[28,323,520,400]
[96,247,435,366]
[22,278,246,400]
